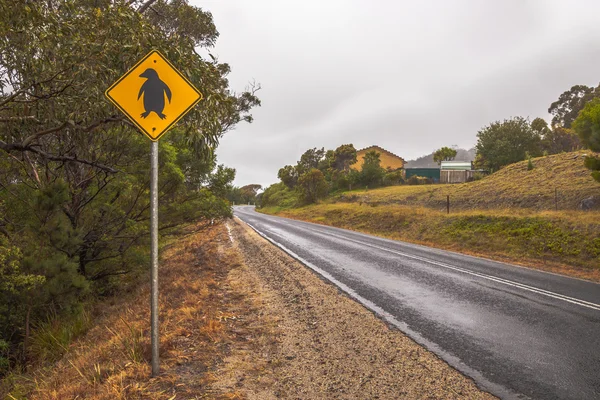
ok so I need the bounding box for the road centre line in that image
[241,211,600,311]
[298,225,600,311]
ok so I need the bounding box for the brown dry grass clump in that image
[3,223,258,400]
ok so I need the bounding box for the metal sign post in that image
[150,140,159,376]
[105,50,203,377]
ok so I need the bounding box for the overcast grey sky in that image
[197,0,600,188]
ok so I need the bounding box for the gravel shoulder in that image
[217,217,496,399]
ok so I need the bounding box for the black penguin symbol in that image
[138,68,172,120]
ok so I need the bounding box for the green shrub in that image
[527,157,534,170]
[472,172,486,181]
[407,176,432,185]
[28,308,91,364]
[0,340,9,375]
[259,182,298,209]
[383,170,405,186]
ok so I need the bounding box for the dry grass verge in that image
[2,223,266,399]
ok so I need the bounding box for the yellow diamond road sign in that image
[105,50,202,141]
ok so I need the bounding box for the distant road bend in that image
[234,206,600,400]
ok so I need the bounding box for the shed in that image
[440,161,474,183]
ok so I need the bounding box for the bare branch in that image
[0,140,119,173]
[137,0,158,13]
[22,122,70,147]
[23,152,42,186]
[90,269,130,281]
[149,6,164,17]
[82,115,123,132]
[0,116,41,123]
[0,68,72,107]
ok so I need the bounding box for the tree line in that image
[0,0,259,374]
[474,84,600,179]
[261,144,408,208]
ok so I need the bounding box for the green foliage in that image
[259,182,297,209]
[28,308,91,364]
[573,98,600,182]
[278,165,299,189]
[407,176,433,185]
[227,184,262,205]
[208,164,236,199]
[548,84,600,128]
[0,237,44,367]
[433,147,457,165]
[531,117,551,136]
[383,170,404,186]
[527,157,534,171]
[472,172,486,181]
[475,117,542,172]
[0,0,258,371]
[442,215,592,259]
[271,144,395,206]
[573,98,600,151]
[583,156,600,172]
[532,117,581,154]
[0,340,8,374]
[359,150,386,187]
[542,127,581,154]
[298,169,329,204]
[332,144,357,172]
[583,156,600,183]
[297,148,326,175]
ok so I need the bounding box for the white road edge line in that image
[302,225,600,312]
[240,219,517,398]
[237,209,600,311]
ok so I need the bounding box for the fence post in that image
[447,195,450,214]
[555,188,558,211]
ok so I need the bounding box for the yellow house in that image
[350,145,406,171]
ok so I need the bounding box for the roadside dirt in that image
[217,218,497,399]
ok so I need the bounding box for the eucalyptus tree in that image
[573,98,600,183]
[0,0,259,363]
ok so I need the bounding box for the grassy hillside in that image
[336,151,600,211]
[260,151,600,281]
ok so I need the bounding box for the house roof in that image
[357,145,406,163]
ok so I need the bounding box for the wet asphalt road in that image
[234,206,600,400]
